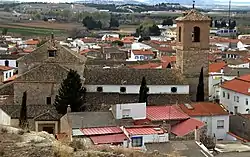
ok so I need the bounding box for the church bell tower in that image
[175,9,211,101]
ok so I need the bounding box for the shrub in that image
[69,140,86,151]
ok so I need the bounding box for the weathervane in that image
[193,0,195,9]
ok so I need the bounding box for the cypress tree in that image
[19,91,28,129]
[139,77,149,104]
[196,67,205,102]
[54,69,85,114]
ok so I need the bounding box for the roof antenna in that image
[193,0,195,9]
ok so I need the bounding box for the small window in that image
[234,106,238,114]
[227,93,230,99]
[193,26,200,42]
[120,87,126,93]
[122,109,131,118]
[132,136,143,147]
[4,60,9,67]
[171,87,177,93]
[236,96,239,103]
[246,98,248,105]
[223,91,225,98]
[16,61,18,67]
[135,56,139,59]
[178,27,181,42]
[48,50,56,57]
[96,87,103,92]
[9,72,11,77]
[46,97,51,105]
[5,73,8,79]
[217,120,224,129]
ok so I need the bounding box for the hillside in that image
[0,125,178,157]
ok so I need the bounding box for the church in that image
[0,9,211,131]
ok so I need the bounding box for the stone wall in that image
[14,82,60,105]
[229,114,250,141]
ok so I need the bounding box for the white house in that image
[122,126,169,148]
[111,103,146,120]
[220,74,250,114]
[101,33,119,41]
[0,66,15,82]
[179,102,229,140]
[128,49,155,61]
[131,42,151,50]
[237,40,250,51]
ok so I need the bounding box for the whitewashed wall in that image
[3,69,14,81]
[84,85,189,94]
[0,59,17,68]
[193,115,229,140]
[0,109,11,125]
[112,103,146,120]
[220,88,250,114]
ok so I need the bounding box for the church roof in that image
[84,67,188,85]
[175,9,211,22]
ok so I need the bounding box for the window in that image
[171,87,177,93]
[223,91,225,98]
[9,72,11,77]
[132,136,143,147]
[234,106,238,114]
[16,61,18,67]
[5,73,8,79]
[96,87,103,92]
[217,120,224,129]
[120,87,126,93]
[140,56,144,60]
[48,50,56,57]
[236,96,239,103]
[227,93,230,99]
[46,97,51,105]
[193,26,200,42]
[122,109,131,118]
[178,27,181,42]
[135,56,139,59]
[246,98,248,105]
[4,60,9,67]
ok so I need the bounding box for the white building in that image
[128,49,155,61]
[179,102,229,140]
[101,33,119,41]
[131,42,151,50]
[237,40,250,51]
[111,103,146,120]
[220,74,250,114]
[0,66,15,82]
[122,126,169,148]
[0,108,11,125]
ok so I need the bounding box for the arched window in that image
[178,27,182,42]
[193,26,200,42]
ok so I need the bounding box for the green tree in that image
[162,18,173,26]
[109,16,119,28]
[139,77,149,104]
[54,70,86,114]
[2,28,8,35]
[196,67,204,102]
[19,91,28,129]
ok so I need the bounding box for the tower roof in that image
[176,9,211,22]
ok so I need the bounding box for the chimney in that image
[220,68,224,73]
[67,105,71,113]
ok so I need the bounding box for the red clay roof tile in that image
[132,50,154,55]
[90,133,128,144]
[179,102,228,116]
[125,126,165,135]
[171,118,205,136]
[209,62,227,73]
[80,126,122,136]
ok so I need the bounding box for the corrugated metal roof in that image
[171,118,205,136]
[90,133,128,145]
[125,126,165,135]
[146,105,190,121]
[81,126,122,136]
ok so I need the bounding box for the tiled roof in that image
[90,133,128,144]
[68,112,116,128]
[151,40,170,45]
[156,47,174,52]
[125,126,165,135]
[221,75,250,96]
[179,102,228,116]
[210,38,239,44]
[132,50,154,55]
[146,105,190,121]
[176,9,211,22]
[105,37,120,42]
[128,63,162,69]
[81,37,97,43]
[84,67,188,85]
[25,40,39,45]
[81,126,122,135]
[0,66,13,71]
[161,56,176,66]
[171,118,205,136]
[0,105,61,120]
[209,62,226,73]
[80,49,100,55]
[134,118,151,125]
